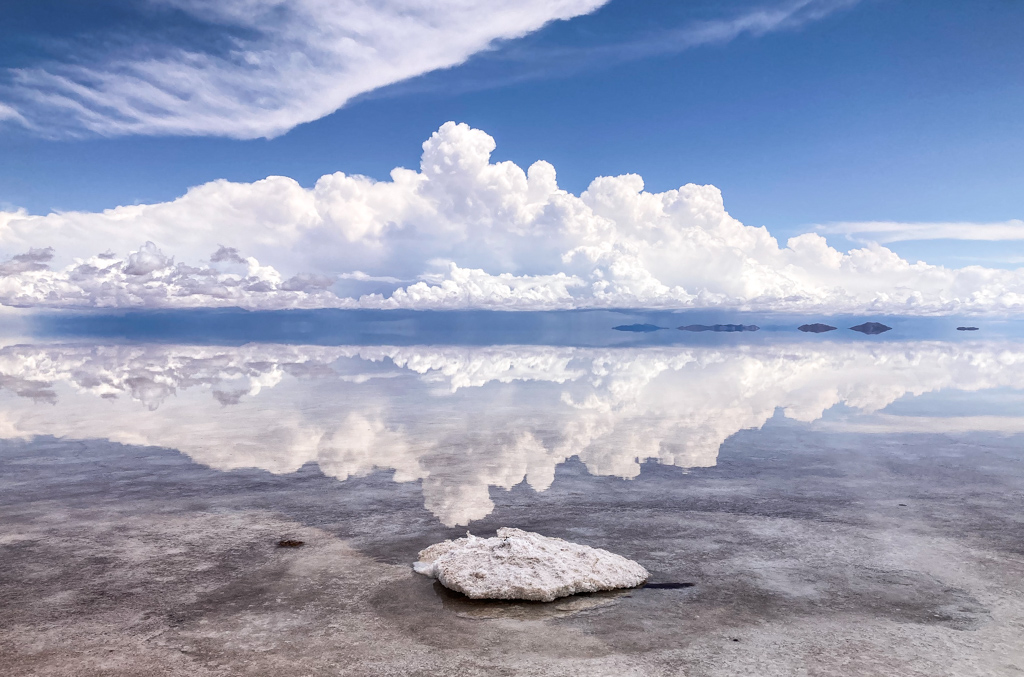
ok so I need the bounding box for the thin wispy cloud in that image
[1,0,862,139]
[645,0,861,52]
[823,220,1024,243]
[529,0,862,59]
[0,0,608,139]
[0,103,25,124]
[379,0,863,98]
[821,414,1024,435]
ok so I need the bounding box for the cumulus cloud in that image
[1,0,607,138]
[0,241,351,310]
[2,122,1024,313]
[2,341,1024,525]
[0,248,54,276]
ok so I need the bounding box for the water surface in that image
[2,315,1023,675]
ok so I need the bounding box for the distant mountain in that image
[678,324,759,332]
[798,323,837,333]
[613,324,664,333]
[850,322,892,335]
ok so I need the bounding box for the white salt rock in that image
[413,527,648,602]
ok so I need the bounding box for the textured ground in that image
[2,422,1023,676]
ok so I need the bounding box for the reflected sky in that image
[2,338,1023,526]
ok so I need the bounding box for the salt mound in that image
[413,528,648,602]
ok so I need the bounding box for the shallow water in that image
[2,315,1024,675]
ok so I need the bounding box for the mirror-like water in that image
[2,339,1023,525]
[2,326,1024,675]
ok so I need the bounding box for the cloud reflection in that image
[0,341,1022,525]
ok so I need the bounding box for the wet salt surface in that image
[2,335,1024,675]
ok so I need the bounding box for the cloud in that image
[1,0,607,139]
[822,220,1024,243]
[389,0,862,98]
[0,248,54,276]
[0,102,26,124]
[659,0,860,50]
[2,122,1024,314]
[1,340,1023,526]
[820,415,1024,435]
[0,241,354,310]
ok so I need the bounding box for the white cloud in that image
[0,0,863,139]
[0,242,351,310]
[2,122,1024,314]
[1,0,607,139]
[820,414,1024,435]
[822,220,1024,243]
[395,0,862,96]
[1,340,1023,526]
[670,0,860,48]
[0,102,25,124]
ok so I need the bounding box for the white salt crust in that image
[413,528,649,602]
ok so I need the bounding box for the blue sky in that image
[1,0,1023,313]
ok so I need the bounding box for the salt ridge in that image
[414,528,649,602]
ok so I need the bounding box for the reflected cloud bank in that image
[1,341,1022,525]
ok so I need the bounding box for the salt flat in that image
[2,421,1022,676]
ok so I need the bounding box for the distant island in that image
[957,326,979,331]
[798,323,837,333]
[678,324,759,332]
[613,324,664,332]
[850,322,892,335]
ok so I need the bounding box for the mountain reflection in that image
[1,341,1022,526]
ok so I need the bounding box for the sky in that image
[1,0,1023,314]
